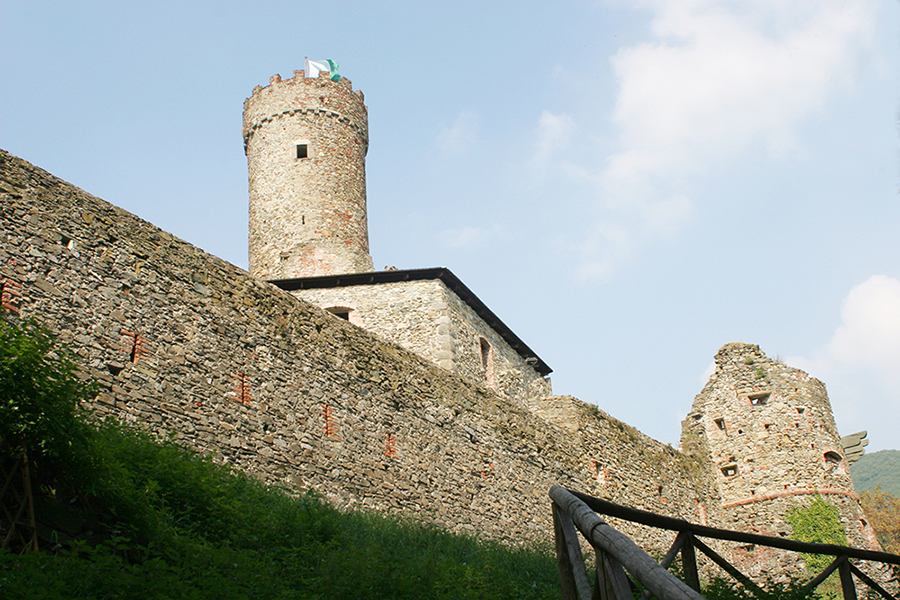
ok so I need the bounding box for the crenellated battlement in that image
[248,69,362,96]
[243,70,367,153]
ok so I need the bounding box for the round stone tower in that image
[243,69,374,280]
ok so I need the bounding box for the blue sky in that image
[2,0,899,450]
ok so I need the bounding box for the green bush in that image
[0,315,94,470]
[2,422,560,598]
[786,495,848,574]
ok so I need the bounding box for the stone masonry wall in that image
[442,280,551,401]
[244,71,373,280]
[0,148,705,551]
[296,279,551,402]
[525,394,718,546]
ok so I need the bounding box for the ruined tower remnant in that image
[243,70,374,280]
[682,343,881,578]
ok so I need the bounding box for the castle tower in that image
[243,70,374,280]
[682,343,881,578]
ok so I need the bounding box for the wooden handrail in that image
[551,486,900,600]
[570,489,900,565]
[551,485,705,600]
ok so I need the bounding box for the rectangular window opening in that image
[296,143,308,159]
[721,464,738,477]
[326,307,351,320]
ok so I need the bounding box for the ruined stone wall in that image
[526,395,718,546]
[0,149,704,551]
[682,343,882,580]
[244,71,373,280]
[295,278,551,402]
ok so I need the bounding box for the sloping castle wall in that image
[0,148,707,550]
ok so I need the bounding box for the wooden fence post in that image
[681,532,700,592]
[553,501,594,600]
[839,556,858,600]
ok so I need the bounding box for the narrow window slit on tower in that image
[721,464,738,477]
[296,143,308,159]
[714,418,725,431]
[480,337,491,372]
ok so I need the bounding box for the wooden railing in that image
[550,486,900,600]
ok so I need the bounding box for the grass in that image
[1,423,560,599]
[0,313,560,599]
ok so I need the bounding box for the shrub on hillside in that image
[0,315,94,471]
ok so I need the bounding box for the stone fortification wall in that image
[526,395,719,544]
[244,71,373,280]
[682,343,881,579]
[296,279,551,402]
[0,149,704,550]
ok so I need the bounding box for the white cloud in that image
[793,275,900,450]
[436,112,478,154]
[440,224,508,249]
[532,110,575,166]
[826,275,900,370]
[576,0,877,279]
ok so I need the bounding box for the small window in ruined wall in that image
[479,336,496,390]
[296,142,309,159]
[823,450,843,472]
[748,392,770,406]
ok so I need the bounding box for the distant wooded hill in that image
[852,450,900,496]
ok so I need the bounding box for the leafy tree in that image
[860,486,900,555]
[0,314,94,469]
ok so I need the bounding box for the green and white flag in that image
[305,58,341,82]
